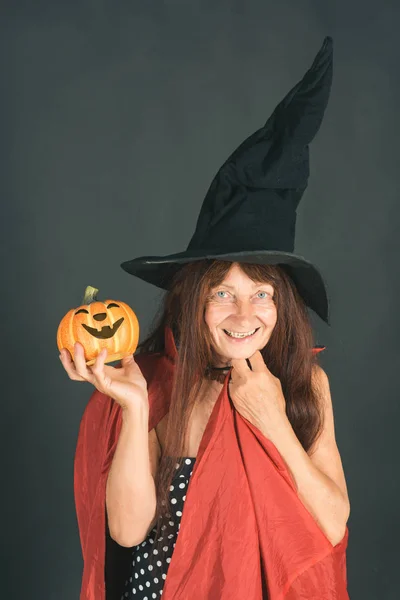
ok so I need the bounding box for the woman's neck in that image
[198,377,224,403]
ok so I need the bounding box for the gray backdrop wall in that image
[2,1,399,598]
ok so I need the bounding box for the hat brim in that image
[120,249,331,326]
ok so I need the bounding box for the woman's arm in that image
[255,366,350,547]
[106,404,158,547]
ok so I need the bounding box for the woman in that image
[63,37,350,599]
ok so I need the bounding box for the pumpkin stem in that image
[83,286,99,304]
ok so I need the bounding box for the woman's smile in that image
[222,327,261,342]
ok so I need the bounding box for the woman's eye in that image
[257,292,268,299]
[216,291,228,298]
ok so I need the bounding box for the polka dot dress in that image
[120,457,196,599]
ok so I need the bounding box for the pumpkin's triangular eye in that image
[75,309,89,315]
[107,303,120,309]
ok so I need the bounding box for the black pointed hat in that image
[121,37,333,325]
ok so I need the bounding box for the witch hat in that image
[121,37,333,325]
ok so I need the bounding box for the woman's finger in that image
[73,342,95,383]
[93,347,108,371]
[91,348,109,388]
[59,347,86,381]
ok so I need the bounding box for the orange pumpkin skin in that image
[57,288,139,366]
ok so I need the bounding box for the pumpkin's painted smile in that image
[82,317,124,339]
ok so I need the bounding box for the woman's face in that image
[204,263,278,367]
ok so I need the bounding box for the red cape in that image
[74,327,349,599]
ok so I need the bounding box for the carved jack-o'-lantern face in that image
[76,303,124,339]
[57,286,139,365]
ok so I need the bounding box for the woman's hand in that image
[59,342,148,412]
[228,350,287,432]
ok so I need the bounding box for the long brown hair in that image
[136,259,326,566]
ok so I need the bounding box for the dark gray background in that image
[2,1,399,598]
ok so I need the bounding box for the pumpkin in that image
[57,286,139,366]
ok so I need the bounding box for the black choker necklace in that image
[208,358,253,372]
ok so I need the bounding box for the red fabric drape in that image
[74,326,349,599]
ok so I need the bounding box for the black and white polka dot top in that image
[120,457,196,599]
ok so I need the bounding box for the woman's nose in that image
[234,300,254,317]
